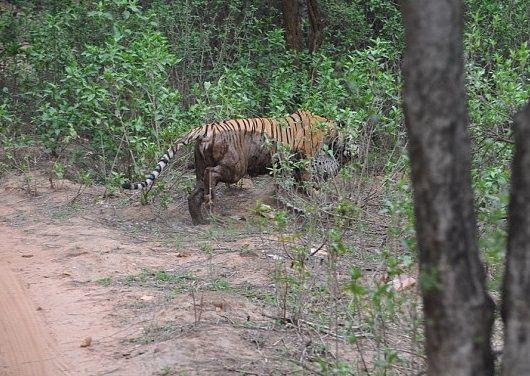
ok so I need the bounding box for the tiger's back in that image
[192,110,331,154]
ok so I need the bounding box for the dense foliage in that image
[1,0,529,372]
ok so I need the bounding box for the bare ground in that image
[0,167,421,375]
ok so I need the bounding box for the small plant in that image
[157,365,176,376]
[132,322,181,344]
[123,268,197,290]
[209,277,231,291]
[199,243,213,256]
[96,277,112,287]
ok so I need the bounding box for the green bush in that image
[36,3,185,181]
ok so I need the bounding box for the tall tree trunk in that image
[306,0,323,53]
[502,102,530,376]
[281,0,302,51]
[399,1,495,374]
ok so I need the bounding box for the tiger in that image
[122,110,347,224]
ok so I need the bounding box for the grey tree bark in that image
[399,1,495,374]
[306,0,323,53]
[502,102,530,376]
[281,0,323,53]
[281,0,302,51]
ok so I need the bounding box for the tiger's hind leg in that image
[188,182,208,225]
[203,166,221,205]
[187,166,227,225]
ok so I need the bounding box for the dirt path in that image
[0,216,134,376]
[0,172,288,375]
[0,244,69,376]
[0,176,168,375]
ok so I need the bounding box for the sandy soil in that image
[0,171,296,375]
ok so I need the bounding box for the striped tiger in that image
[122,110,346,224]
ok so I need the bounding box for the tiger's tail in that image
[122,142,185,190]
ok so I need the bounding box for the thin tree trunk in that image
[306,0,323,53]
[399,1,495,374]
[502,102,530,376]
[281,0,302,51]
